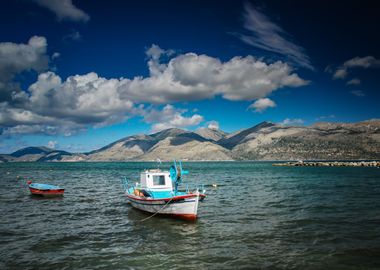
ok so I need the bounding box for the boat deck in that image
[127,187,189,199]
[29,183,63,190]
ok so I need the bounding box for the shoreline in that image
[272,161,380,167]
[1,159,380,164]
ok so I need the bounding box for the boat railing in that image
[121,177,142,192]
[122,177,206,197]
[121,177,129,192]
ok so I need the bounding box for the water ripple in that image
[1,162,380,269]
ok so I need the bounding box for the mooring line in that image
[139,197,174,222]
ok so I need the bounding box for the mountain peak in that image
[150,128,188,140]
[256,121,275,128]
[195,127,228,141]
[218,121,276,149]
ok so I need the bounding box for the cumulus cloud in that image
[1,41,308,136]
[0,35,48,81]
[248,98,276,112]
[0,36,48,99]
[331,56,380,80]
[33,0,90,22]
[237,3,313,70]
[0,101,87,136]
[280,118,304,126]
[127,45,308,103]
[27,72,135,125]
[145,44,175,77]
[350,90,366,97]
[49,44,306,106]
[143,105,204,133]
[0,70,134,136]
[207,121,219,130]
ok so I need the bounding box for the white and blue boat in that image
[122,161,206,221]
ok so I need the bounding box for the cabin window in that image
[153,175,166,186]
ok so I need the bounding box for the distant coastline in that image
[1,159,380,164]
[273,160,380,167]
[1,120,379,163]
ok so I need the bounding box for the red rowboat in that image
[27,181,64,197]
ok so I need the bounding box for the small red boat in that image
[27,181,64,197]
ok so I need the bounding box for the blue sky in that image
[0,0,379,153]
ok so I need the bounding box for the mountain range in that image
[1,120,379,162]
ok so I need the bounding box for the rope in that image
[139,196,174,222]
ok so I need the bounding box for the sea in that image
[1,162,380,270]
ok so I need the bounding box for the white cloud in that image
[145,44,174,77]
[0,70,135,136]
[48,45,306,105]
[33,0,90,22]
[0,36,47,76]
[207,121,219,130]
[132,46,308,102]
[237,3,313,70]
[344,56,380,68]
[27,71,135,125]
[143,105,204,133]
[346,78,360,85]
[280,118,304,126]
[249,98,276,112]
[331,56,380,80]
[333,68,348,79]
[0,36,48,99]
[350,90,366,97]
[47,140,58,149]
[0,41,308,136]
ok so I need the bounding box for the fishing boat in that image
[27,181,65,197]
[122,160,206,221]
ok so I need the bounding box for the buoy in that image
[212,183,217,188]
[27,180,32,185]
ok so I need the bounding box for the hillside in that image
[1,120,379,162]
[231,120,380,160]
[195,127,228,141]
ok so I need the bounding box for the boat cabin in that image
[140,169,173,191]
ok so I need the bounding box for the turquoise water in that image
[1,162,380,269]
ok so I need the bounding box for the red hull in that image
[169,213,197,221]
[133,208,197,221]
[29,187,64,197]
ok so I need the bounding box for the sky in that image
[0,0,379,153]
